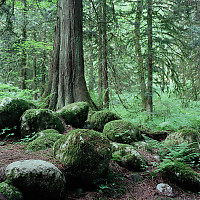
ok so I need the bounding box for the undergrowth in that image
[111,92,200,132]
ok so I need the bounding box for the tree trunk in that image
[147,0,153,117]
[134,0,147,110]
[33,31,37,100]
[46,0,97,110]
[103,0,109,109]
[98,1,103,109]
[21,0,27,89]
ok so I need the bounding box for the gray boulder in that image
[5,160,66,200]
[20,109,64,137]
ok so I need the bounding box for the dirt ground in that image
[0,137,199,200]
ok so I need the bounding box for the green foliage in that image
[0,84,47,108]
[94,172,126,198]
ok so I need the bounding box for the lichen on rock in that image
[20,109,64,138]
[53,129,111,182]
[57,102,89,128]
[90,110,121,132]
[103,120,142,144]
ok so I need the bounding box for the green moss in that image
[20,109,64,137]
[0,98,36,130]
[57,102,89,128]
[111,142,147,171]
[53,129,111,181]
[164,128,200,152]
[0,181,24,200]
[26,133,64,152]
[90,110,121,132]
[160,160,200,192]
[36,129,60,137]
[103,120,142,144]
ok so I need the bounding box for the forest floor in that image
[0,136,199,200]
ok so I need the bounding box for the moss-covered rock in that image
[90,110,121,132]
[53,129,111,182]
[57,102,89,128]
[159,160,200,192]
[110,142,147,171]
[164,128,200,153]
[36,129,60,137]
[0,181,24,200]
[103,120,142,144]
[26,133,64,152]
[0,98,36,130]
[20,109,64,137]
[5,160,66,200]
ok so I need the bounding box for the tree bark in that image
[46,0,97,110]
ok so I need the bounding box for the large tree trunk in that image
[134,0,147,110]
[46,0,97,110]
[147,0,153,117]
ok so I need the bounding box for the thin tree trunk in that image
[103,0,109,109]
[147,0,153,117]
[98,1,103,109]
[134,0,147,110]
[33,31,37,100]
[21,0,27,89]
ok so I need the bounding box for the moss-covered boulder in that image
[57,102,89,128]
[0,98,36,130]
[110,142,147,171]
[0,181,24,200]
[5,160,66,200]
[26,133,64,152]
[159,160,200,192]
[36,129,60,137]
[20,109,64,137]
[90,110,121,132]
[164,128,200,153]
[103,120,142,144]
[53,129,111,182]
